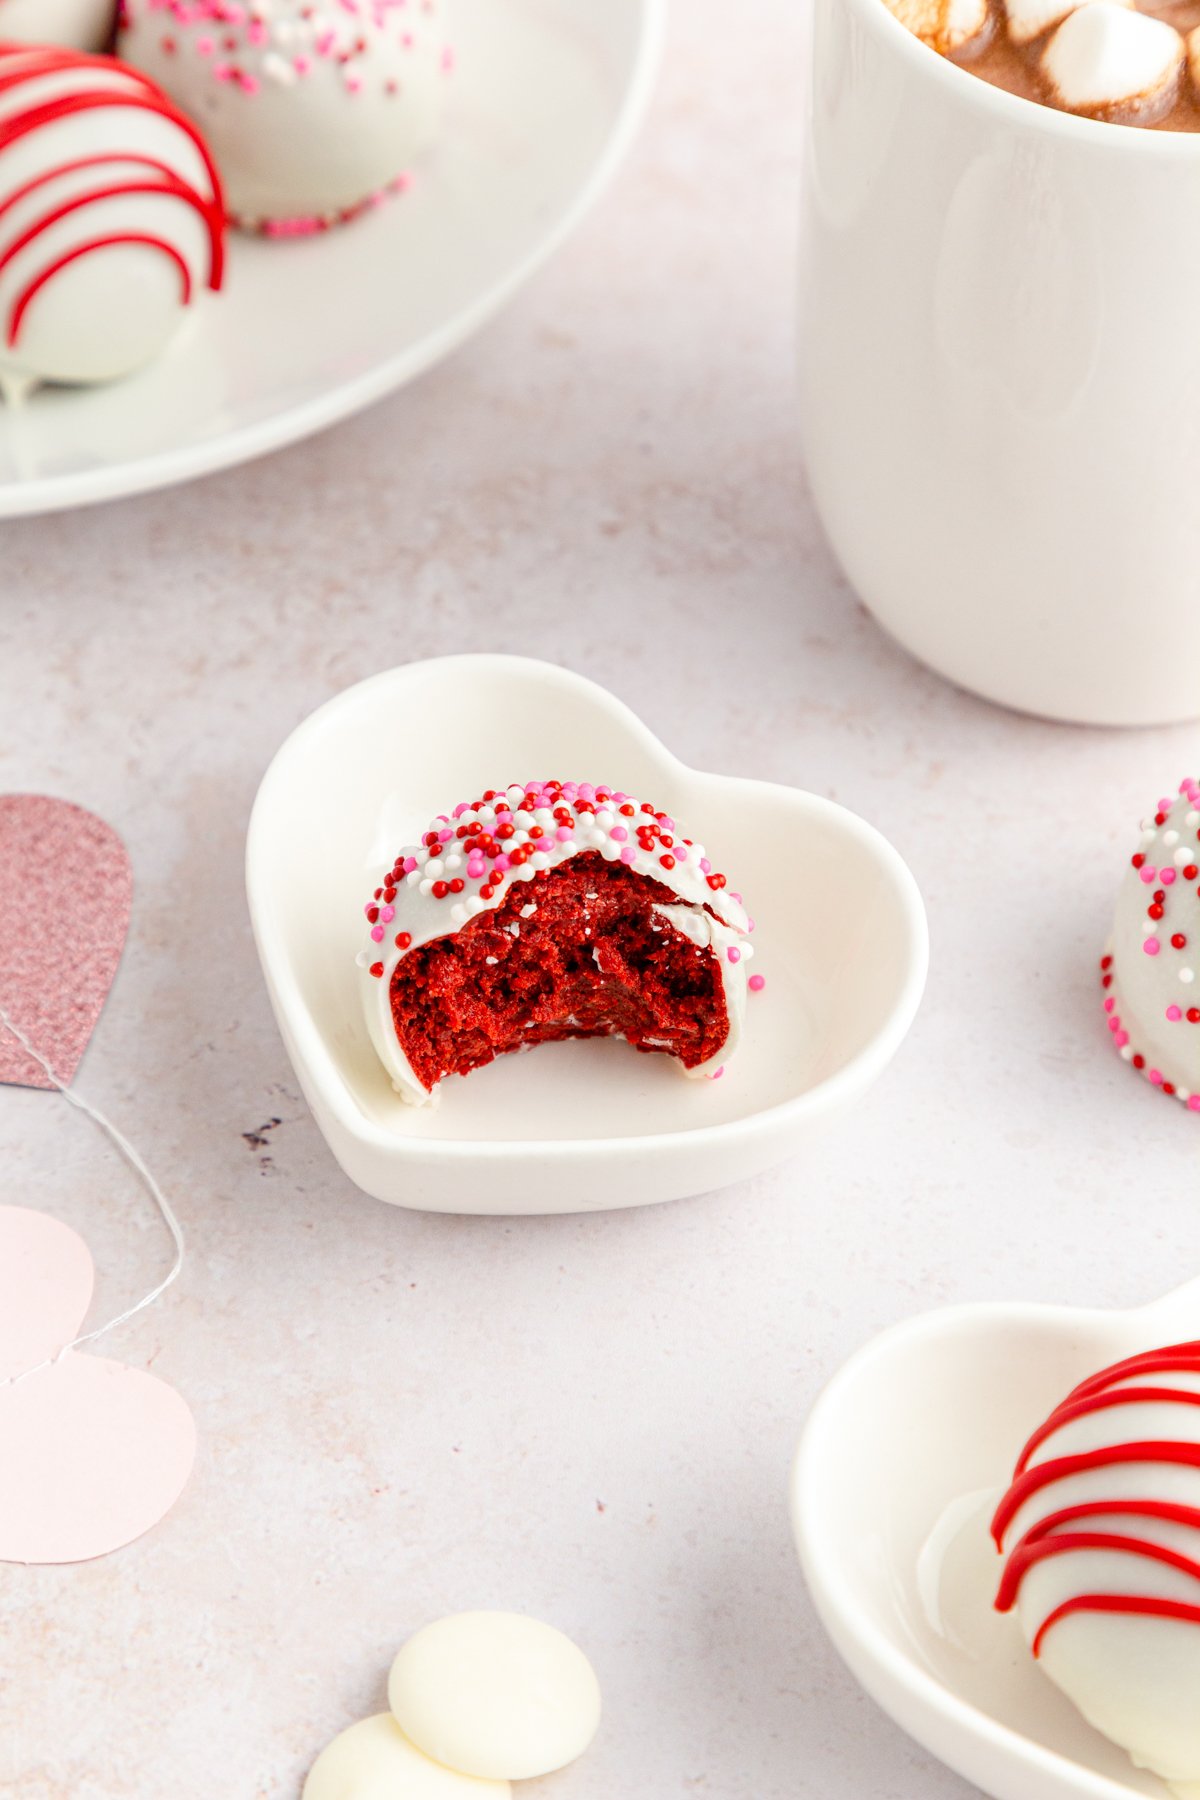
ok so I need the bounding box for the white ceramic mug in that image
[799,0,1200,724]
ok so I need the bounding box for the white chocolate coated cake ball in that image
[0,0,114,51]
[0,45,225,392]
[993,1340,1200,1788]
[1102,778,1200,1111]
[118,0,451,233]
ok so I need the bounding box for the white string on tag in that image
[0,1004,185,1390]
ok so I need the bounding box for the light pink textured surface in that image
[0,795,131,1090]
[0,1206,196,1566]
[0,3,1197,1796]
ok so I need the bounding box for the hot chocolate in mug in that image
[799,0,1200,724]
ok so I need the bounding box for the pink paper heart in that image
[0,795,132,1090]
[0,1206,195,1565]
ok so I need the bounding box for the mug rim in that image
[841,0,1200,157]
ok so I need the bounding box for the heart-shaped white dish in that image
[246,655,927,1214]
[790,1278,1200,1800]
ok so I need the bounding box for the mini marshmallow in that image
[1042,3,1183,117]
[1188,23,1200,95]
[1004,0,1131,49]
[885,0,990,53]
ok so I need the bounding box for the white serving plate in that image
[0,0,662,518]
[791,1277,1200,1800]
[245,655,928,1215]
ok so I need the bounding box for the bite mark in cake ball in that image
[357,780,758,1105]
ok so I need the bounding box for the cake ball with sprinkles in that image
[358,780,762,1106]
[0,0,115,51]
[118,0,451,234]
[1101,778,1200,1111]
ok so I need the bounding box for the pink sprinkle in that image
[1190,1096,1200,1111]
[438,828,453,842]
[1161,868,1177,886]
[610,826,627,843]
[727,947,741,963]
[1167,1005,1184,1021]
[370,926,384,943]
[1139,866,1158,884]
[1103,997,1115,1013]
[555,826,573,842]
[492,855,511,873]
[1115,1030,1129,1047]
[403,857,418,873]
[381,905,395,922]
[748,974,766,993]
[1144,937,1161,956]
[620,847,636,864]
[710,1066,725,1081]
[1149,1068,1164,1085]
[699,858,712,874]
[196,34,214,52]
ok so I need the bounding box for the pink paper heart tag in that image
[0,1206,195,1565]
[0,795,132,1090]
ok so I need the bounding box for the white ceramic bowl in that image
[791,1278,1200,1800]
[0,0,662,517]
[246,655,928,1214]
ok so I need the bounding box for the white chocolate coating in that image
[303,1713,511,1800]
[1106,780,1200,1110]
[0,0,114,51]
[357,780,755,1106]
[119,0,449,231]
[995,1349,1200,1788]
[388,1613,602,1782]
[1042,4,1183,116]
[0,46,224,390]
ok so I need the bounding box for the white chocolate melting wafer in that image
[1042,3,1183,117]
[388,1613,602,1783]
[1005,0,1131,50]
[303,1715,510,1800]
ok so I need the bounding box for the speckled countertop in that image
[1,3,1198,1797]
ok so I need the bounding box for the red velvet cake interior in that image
[389,852,730,1093]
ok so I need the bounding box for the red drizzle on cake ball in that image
[358,780,761,1104]
[993,1339,1200,1653]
